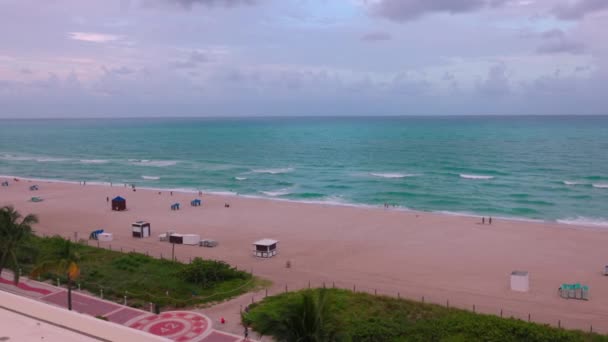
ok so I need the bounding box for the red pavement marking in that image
[106,307,149,324]
[41,291,121,316]
[128,311,212,342]
[0,277,53,296]
[199,331,241,342]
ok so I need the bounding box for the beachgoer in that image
[170,191,173,196]
[489,217,493,225]
[106,196,109,203]
[482,217,485,224]
[244,326,249,340]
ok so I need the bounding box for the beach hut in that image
[253,239,279,258]
[510,271,529,292]
[191,199,201,207]
[132,221,151,238]
[170,203,180,211]
[111,196,126,211]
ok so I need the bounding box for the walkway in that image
[0,271,255,342]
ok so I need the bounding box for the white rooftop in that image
[253,239,278,246]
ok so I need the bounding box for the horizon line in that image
[1,114,607,120]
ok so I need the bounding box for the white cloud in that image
[68,32,123,43]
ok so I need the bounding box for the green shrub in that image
[244,289,607,342]
[20,235,259,308]
[178,257,249,288]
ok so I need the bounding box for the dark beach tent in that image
[111,196,126,211]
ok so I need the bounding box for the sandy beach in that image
[2,177,608,333]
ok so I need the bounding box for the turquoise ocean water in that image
[1,116,607,226]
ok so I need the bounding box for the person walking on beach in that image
[489,217,493,225]
[106,196,109,203]
[482,217,485,224]
[244,326,249,341]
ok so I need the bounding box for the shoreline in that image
[2,173,605,230]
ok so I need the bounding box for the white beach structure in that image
[132,221,151,238]
[98,232,113,242]
[169,233,200,245]
[253,239,279,258]
[510,270,529,292]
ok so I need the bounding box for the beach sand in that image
[2,178,608,333]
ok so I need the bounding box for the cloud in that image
[553,0,608,20]
[477,62,510,97]
[172,51,209,69]
[370,0,508,22]
[360,31,392,42]
[68,32,123,43]
[536,29,585,55]
[104,66,136,75]
[163,0,257,10]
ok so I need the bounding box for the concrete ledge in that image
[0,290,169,342]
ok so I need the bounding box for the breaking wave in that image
[129,159,178,167]
[370,173,417,179]
[460,174,494,180]
[252,167,294,174]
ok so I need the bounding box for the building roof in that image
[253,239,278,246]
[112,196,126,201]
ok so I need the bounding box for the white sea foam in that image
[80,159,109,164]
[557,217,608,228]
[370,173,417,179]
[35,157,68,162]
[252,167,294,174]
[260,189,292,197]
[563,180,585,186]
[592,183,608,189]
[130,159,178,167]
[460,174,494,180]
[235,177,247,181]
[141,175,160,180]
[0,154,67,162]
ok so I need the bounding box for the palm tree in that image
[260,289,339,342]
[31,238,81,311]
[0,206,38,284]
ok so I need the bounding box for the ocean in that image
[1,116,607,226]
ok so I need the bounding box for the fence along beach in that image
[2,177,608,332]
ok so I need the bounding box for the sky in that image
[0,0,607,117]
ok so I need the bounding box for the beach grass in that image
[243,288,608,341]
[19,235,261,309]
